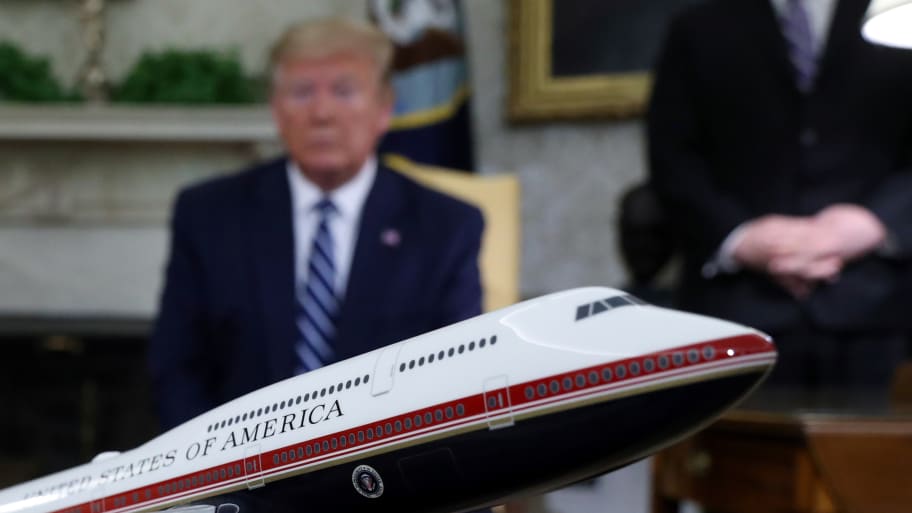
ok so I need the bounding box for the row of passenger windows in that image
[399,334,497,373]
[523,347,716,401]
[271,403,467,466]
[208,373,371,433]
[86,463,246,513]
[154,464,244,501]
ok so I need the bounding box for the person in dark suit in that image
[648,0,912,390]
[149,18,483,431]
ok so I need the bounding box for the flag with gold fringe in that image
[370,0,475,171]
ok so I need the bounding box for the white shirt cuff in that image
[702,224,748,278]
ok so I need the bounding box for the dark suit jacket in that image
[648,0,912,333]
[149,158,484,430]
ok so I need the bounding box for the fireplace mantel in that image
[0,104,277,143]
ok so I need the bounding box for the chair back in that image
[384,154,521,312]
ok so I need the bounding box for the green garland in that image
[0,42,78,102]
[112,49,260,104]
[0,43,263,105]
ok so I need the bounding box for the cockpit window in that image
[575,294,646,321]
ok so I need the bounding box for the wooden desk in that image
[651,389,912,513]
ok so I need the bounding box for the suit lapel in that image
[335,166,408,359]
[813,0,866,91]
[249,160,297,380]
[748,0,805,97]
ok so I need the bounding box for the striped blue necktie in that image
[294,198,338,374]
[781,0,817,92]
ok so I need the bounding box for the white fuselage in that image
[0,287,776,513]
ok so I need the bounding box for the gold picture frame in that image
[508,0,651,122]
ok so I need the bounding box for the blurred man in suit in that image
[149,18,483,430]
[648,0,912,390]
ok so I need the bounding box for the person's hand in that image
[767,251,843,284]
[767,204,884,280]
[732,215,814,271]
[733,214,836,299]
[813,204,886,261]
[768,253,844,298]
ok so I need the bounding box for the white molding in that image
[0,105,278,142]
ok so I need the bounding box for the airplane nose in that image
[501,288,775,361]
[720,330,775,357]
[712,330,777,376]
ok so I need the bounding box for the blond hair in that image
[269,18,394,87]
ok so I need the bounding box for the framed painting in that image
[508,0,698,122]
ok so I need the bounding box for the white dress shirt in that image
[287,158,376,299]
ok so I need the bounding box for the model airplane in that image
[0,287,775,513]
